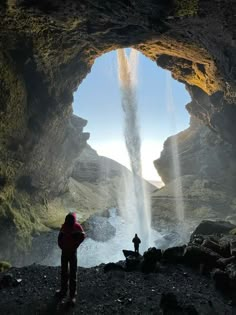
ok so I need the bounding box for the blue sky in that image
[73,50,190,182]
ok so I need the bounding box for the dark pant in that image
[61,252,77,297]
[134,245,139,253]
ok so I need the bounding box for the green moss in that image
[0,261,11,272]
[174,0,198,17]
[229,228,236,235]
[0,190,46,251]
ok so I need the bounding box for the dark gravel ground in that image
[0,263,234,315]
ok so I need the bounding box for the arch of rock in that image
[0,0,235,245]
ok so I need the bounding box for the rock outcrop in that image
[152,117,236,230]
[155,117,236,189]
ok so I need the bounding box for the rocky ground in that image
[1,220,236,314]
[0,262,234,315]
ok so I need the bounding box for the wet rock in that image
[162,245,186,264]
[125,255,142,272]
[191,235,204,245]
[142,248,162,273]
[122,250,139,259]
[202,239,227,257]
[184,245,221,269]
[123,249,143,271]
[219,234,236,257]
[84,215,116,242]
[190,221,236,241]
[217,256,236,268]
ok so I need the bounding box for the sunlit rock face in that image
[0,0,235,251]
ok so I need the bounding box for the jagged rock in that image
[162,245,186,264]
[184,245,221,269]
[217,256,236,269]
[142,247,162,273]
[202,239,226,257]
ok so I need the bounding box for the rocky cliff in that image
[152,118,236,229]
[0,1,235,254]
[155,117,236,189]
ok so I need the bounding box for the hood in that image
[64,212,76,227]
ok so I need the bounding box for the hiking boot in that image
[55,289,67,299]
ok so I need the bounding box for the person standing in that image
[132,233,141,254]
[56,212,85,305]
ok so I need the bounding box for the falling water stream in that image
[166,72,186,238]
[117,49,151,251]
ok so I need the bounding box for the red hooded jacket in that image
[58,213,85,254]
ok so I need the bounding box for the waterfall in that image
[166,72,185,234]
[117,49,151,251]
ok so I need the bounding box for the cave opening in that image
[72,49,191,187]
[68,49,193,266]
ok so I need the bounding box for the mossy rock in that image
[174,0,198,17]
[229,228,236,235]
[0,261,11,272]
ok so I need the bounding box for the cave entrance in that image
[70,49,192,265]
[72,50,190,187]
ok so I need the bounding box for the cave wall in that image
[0,0,235,252]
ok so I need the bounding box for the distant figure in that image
[56,212,85,305]
[132,233,141,253]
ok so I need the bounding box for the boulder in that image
[162,245,186,264]
[217,256,236,269]
[141,248,162,273]
[122,249,142,271]
[190,221,236,241]
[122,250,139,259]
[219,235,236,257]
[84,215,116,242]
[125,255,142,272]
[184,245,221,269]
